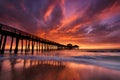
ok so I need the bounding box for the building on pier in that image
[66,44,79,49]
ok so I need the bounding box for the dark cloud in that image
[0,0,62,32]
[0,0,38,32]
[85,0,116,17]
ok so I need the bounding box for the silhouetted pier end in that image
[66,44,79,50]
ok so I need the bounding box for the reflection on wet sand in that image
[0,59,120,80]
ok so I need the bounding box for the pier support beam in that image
[32,40,35,54]
[28,40,30,52]
[41,43,43,51]
[0,35,3,50]
[45,43,48,51]
[21,39,23,53]
[10,36,14,53]
[45,43,47,51]
[25,39,28,53]
[1,35,7,54]
[39,42,40,52]
[43,43,45,51]
[36,42,38,52]
[14,37,19,54]
[47,44,49,51]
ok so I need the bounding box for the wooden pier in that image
[0,23,67,54]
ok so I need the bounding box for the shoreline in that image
[0,55,120,71]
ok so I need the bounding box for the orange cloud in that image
[67,24,81,33]
[44,4,55,21]
[56,14,79,31]
[48,14,79,34]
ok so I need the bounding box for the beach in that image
[0,50,120,80]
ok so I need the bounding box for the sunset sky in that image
[0,0,120,49]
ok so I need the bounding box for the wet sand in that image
[0,59,120,80]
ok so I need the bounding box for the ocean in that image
[0,50,120,80]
